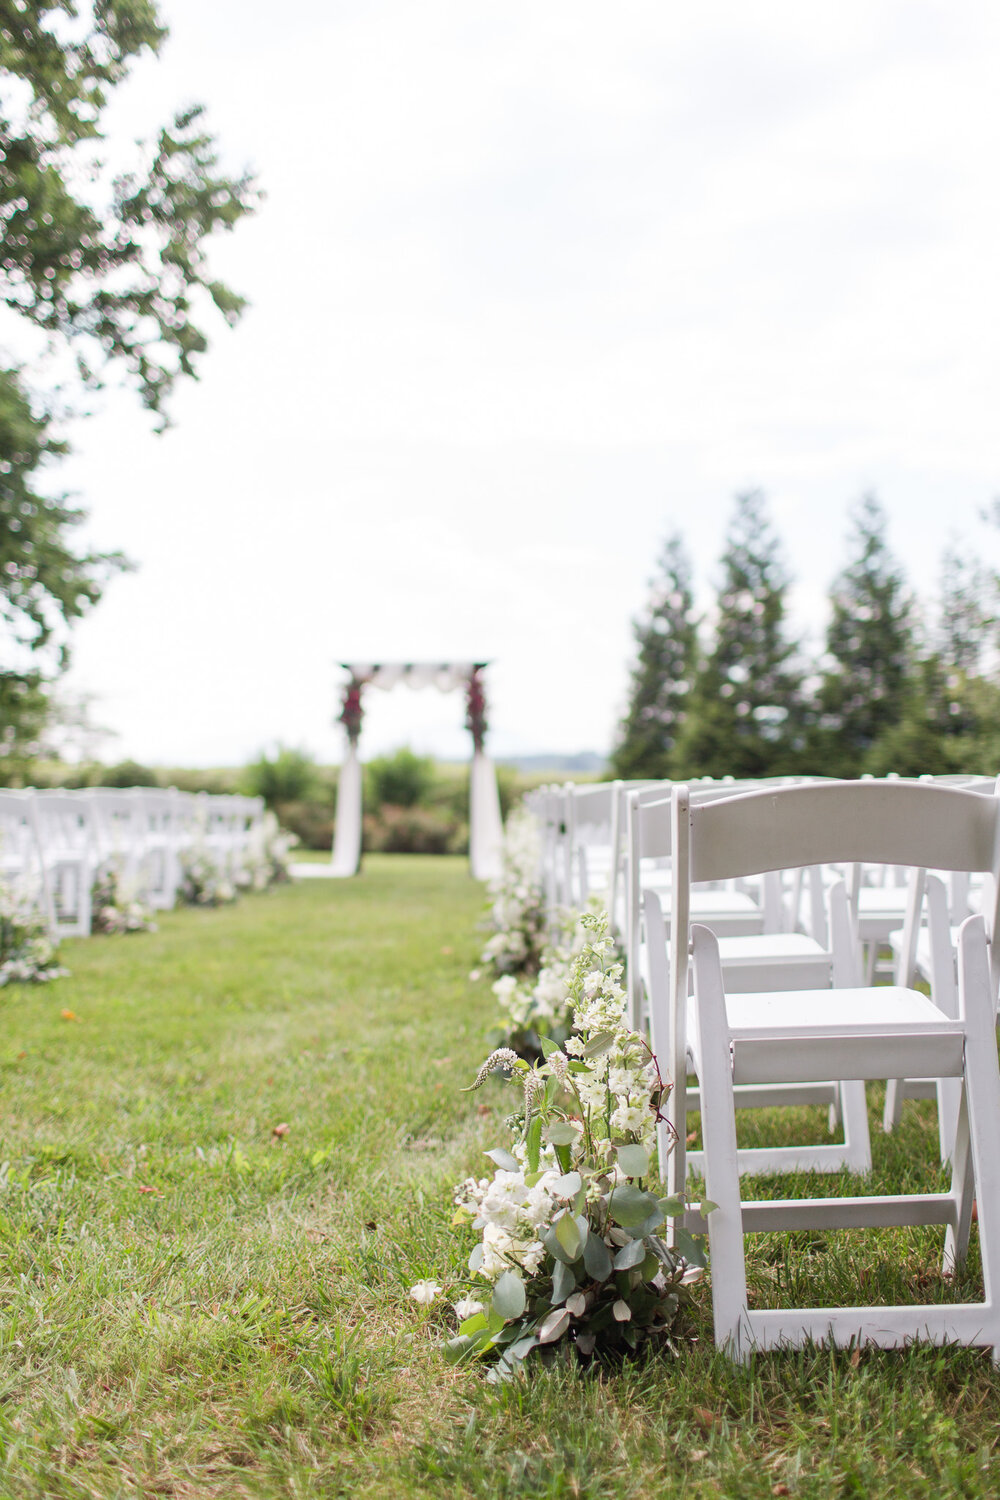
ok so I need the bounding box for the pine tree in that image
[673,491,804,779]
[611,533,698,779]
[815,495,914,776]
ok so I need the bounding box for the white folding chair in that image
[679,779,1000,1361]
[638,789,853,1193]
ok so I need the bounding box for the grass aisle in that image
[0,856,998,1498]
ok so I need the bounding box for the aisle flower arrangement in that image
[447,911,697,1378]
[237,811,297,892]
[478,806,547,979]
[178,845,238,907]
[91,865,157,935]
[0,883,67,986]
[489,898,616,1057]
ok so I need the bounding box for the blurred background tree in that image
[674,491,805,778]
[611,532,698,780]
[0,0,257,777]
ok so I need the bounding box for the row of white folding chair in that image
[0,787,265,938]
[659,778,1000,1361]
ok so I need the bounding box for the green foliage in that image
[97,757,159,788]
[366,746,436,809]
[815,495,915,776]
[674,491,805,778]
[242,745,322,807]
[364,803,466,855]
[0,0,256,759]
[612,532,698,779]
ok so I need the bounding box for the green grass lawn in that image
[2,856,999,1498]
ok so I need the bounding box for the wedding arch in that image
[329,662,504,880]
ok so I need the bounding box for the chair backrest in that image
[673,778,1000,1005]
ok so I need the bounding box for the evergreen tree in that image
[612,532,698,779]
[815,496,914,776]
[673,491,804,779]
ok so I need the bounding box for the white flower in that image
[409,1280,441,1306]
[453,1296,484,1320]
[612,1299,632,1322]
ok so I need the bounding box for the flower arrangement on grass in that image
[478,806,546,979]
[178,845,238,907]
[0,883,67,986]
[447,911,700,1378]
[91,865,158,935]
[239,811,297,891]
[488,898,615,1058]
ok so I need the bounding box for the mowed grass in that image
[0,856,998,1498]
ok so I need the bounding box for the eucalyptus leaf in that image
[507,1334,539,1362]
[459,1311,489,1337]
[545,1122,580,1146]
[659,1195,686,1217]
[543,1224,576,1266]
[492,1270,527,1321]
[553,1171,582,1199]
[610,1184,665,1229]
[442,1335,476,1364]
[468,1244,484,1274]
[537,1307,572,1345]
[615,1143,649,1179]
[551,1257,576,1305]
[484,1148,518,1172]
[573,1214,590,1251]
[583,1234,613,1281]
[701,1199,720,1216]
[582,1031,616,1059]
[554,1211,582,1261]
[613,1237,647,1270]
[673,1228,708,1268]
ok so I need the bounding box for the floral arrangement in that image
[445,911,699,1378]
[91,864,157,935]
[178,845,238,907]
[477,806,547,979]
[465,665,488,753]
[488,901,606,1057]
[337,672,367,748]
[0,881,68,986]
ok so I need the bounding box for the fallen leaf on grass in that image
[60,1009,80,1022]
[137,1185,162,1197]
[773,1486,791,1496]
[272,1122,290,1138]
[850,1347,861,1369]
[477,1104,491,1116]
[689,1449,708,1462]
[693,1406,721,1435]
[440,946,453,955]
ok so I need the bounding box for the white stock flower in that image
[453,1296,484,1320]
[409,1280,442,1306]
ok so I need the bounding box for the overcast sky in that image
[44,1,1000,765]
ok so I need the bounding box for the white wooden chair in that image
[32,789,96,938]
[638,788,854,1193]
[680,778,1000,1361]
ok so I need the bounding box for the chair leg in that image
[953,918,1000,1357]
[691,926,749,1359]
[883,1078,905,1134]
[943,1088,974,1273]
[838,1080,872,1174]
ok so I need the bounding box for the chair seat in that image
[718,986,966,1087]
[725,984,953,1038]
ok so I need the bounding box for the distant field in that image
[1,857,998,1498]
